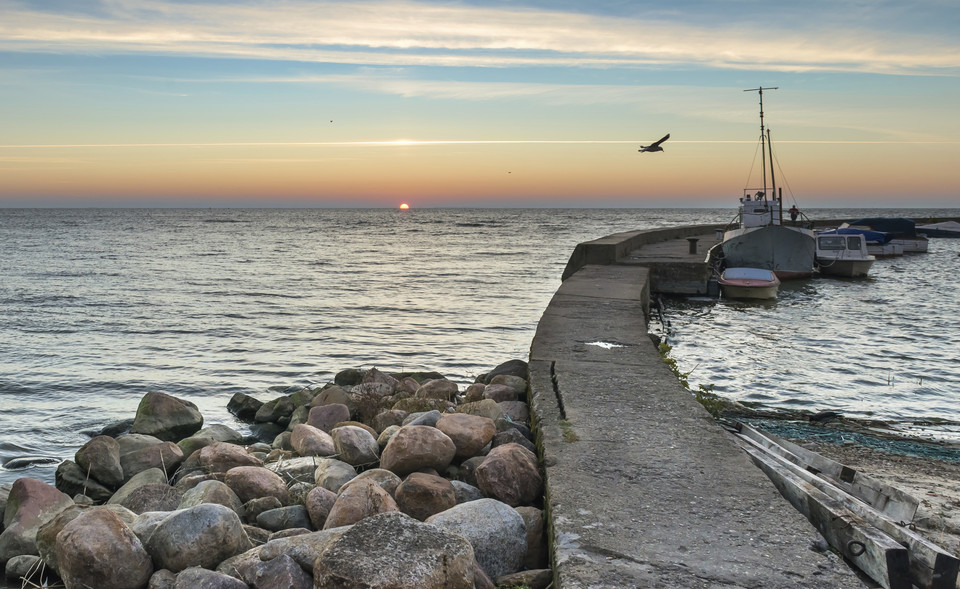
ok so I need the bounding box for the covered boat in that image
[917,220,960,238]
[718,267,780,300]
[842,217,928,253]
[720,88,815,279]
[815,232,876,277]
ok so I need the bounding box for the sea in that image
[2,207,959,487]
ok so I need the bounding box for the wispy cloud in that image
[1,0,957,75]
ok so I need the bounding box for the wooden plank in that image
[736,422,919,522]
[736,433,959,589]
[736,439,912,589]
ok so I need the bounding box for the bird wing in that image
[652,133,670,147]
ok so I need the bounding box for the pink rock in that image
[0,478,73,567]
[436,413,497,459]
[379,426,456,477]
[57,508,153,589]
[304,486,338,530]
[307,404,351,433]
[482,384,518,403]
[475,443,542,507]
[395,473,456,521]
[323,479,398,529]
[224,466,291,505]
[290,424,336,457]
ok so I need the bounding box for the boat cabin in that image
[739,190,782,228]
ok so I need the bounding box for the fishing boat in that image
[720,88,816,279]
[917,220,960,238]
[841,218,928,253]
[718,267,780,300]
[815,232,876,277]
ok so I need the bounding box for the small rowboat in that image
[718,267,780,300]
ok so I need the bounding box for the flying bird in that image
[639,133,670,153]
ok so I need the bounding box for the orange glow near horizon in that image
[399,202,410,209]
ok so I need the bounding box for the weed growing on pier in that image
[558,419,579,442]
[658,343,723,417]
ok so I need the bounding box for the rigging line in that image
[771,148,798,205]
[742,134,764,191]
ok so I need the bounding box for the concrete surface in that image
[529,262,867,588]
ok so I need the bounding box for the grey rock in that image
[175,566,249,589]
[426,498,526,580]
[251,553,311,589]
[254,396,295,424]
[313,458,356,493]
[331,425,379,466]
[54,459,115,503]
[0,478,73,568]
[451,480,484,504]
[57,508,154,589]
[227,392,264,421]
[120,483,183,514]
[256,505,312,532]
[144,504,251,573]
[75,435,124,488]
[109,468,169,506]
[130,391,204,442]
[258,527,349,571]
[178,479,244,517]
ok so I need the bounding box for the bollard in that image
[686,237,699,254]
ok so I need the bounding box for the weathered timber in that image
[735,432,959,589]
[737,439,911,589]
[736,422,919,522]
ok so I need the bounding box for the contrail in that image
[0,140,953,148]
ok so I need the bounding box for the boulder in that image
[394,473,456,521]
[483,360,528,383]
[178,442,262,479]
[313,458,356,493]
[390,397,454,415]
[436,413,497,459]
[4,554,49,586]
[227,392,264,421]
[224,466,291,505]
[333,420,377,438]
[0,478,73,568]
[243,496,282,524]
[178,480,244,517]
[379,426,456,477]
[337,469,401,498]
[498,401,529,425]
[306,404,351,433]
[426,498,526,580]
[376,425,400,449]
[323,479,398,529]
[254,396,296,424]
[264,456,322,486]
[75,435,124,488]
[178,424,244,458]
[290,424,335,457]
[372,409,407,433]
[475,443,542,507]
[515,506,545,569]
[215,545,264,584]
[313,512,474,589]
[120,483,183,514]
[401,409,444,427]
[250,553,311,589]
[174,566,249,589]
[309,385,352,410]
[450,480,484,504]
[130,391,203,442]
[120,441,184,481]
[414,379,459,401]
[495,569,553,589]
[116,433,164,457]
[36,504,137,574]
[304,486,337,530]
[144,504,250,573]
[457,456,485,488]
[489,374,527,395]
[482,383,518,403]
[54,460,114,503]
[464,383,486,403]
[457,399,504,421]
[108,468,169,506]
[57,508,153,589]
[258,527,348,572]
[492,428,536,454]
[256,505,312,532]
[331,425,379,466]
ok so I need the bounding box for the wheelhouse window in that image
[818,236,846,250]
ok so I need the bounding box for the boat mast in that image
[767,129,780,224]
[744,86,778,202]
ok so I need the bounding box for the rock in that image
[130,391,204,442]
[175,566,249,589]
[331,425,379,466]
[304,486,337,530]
[243,496,282,524]
[515,506,545,569]
[179,442,263,479]
[75,435,124,488]
[482,383,518,403]
[313,458,356,493]
[0,478,73,568]
[401,409,444,427]
[258,527,348,571]
[338,469,402,497]
[36,504,136,574]
[254,396,295,424]
[120,441,185,481]
[362,367,399,388]
[288,481,313,506]
[426,498,526,580]
[5,554,48,586]
[390,397,454,414]
[306,404,351,433]
[414,379,459,401]
[483,360,528,384]
[149,569,178,589]
[178,480,244,517]
[334,368,363,387]
[376,425,400,449]
[323,478,398,529]
[309,385,352,410]
[288,387,316,408]
[247,422,285,445]
[371,409,407,433]
[495,569,553,589]
[178,424,244,458]
[492,428,537,454]
[475,443,542,507]
[379,425,456,477]
[457,399,504,421]
[474,562,496,589]
[243,524,271,546]
[464,383,486,403]
[215,545,264,583]
[290,424,336,457]
[109,468,169,506]
[116,433,165,457]
[250,553,311,589]
[450,480,484,504]
[264,456,322,486]
[120,483,183,514]
[498,401,529,424]
[457,456,485,488]
[144,504,250,573]
[436,413,497,459]
[227,392,264,421]
[57,508,154,589]
[489,374,527,396]
[224,466,291,505]
[313,512,474,589]
[286,405,310,431]
[256,505,312,532]
[54,460,114,503]
[395,473,456,521]
[333,420,377,438]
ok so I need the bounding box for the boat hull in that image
[719,282,779,300]
[816,258,875,278]
[718,267,780,300]
[721,225,816,279]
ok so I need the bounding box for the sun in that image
[399,203,410,210]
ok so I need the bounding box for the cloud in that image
[1,0,958,75]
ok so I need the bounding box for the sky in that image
[1,0,959,208]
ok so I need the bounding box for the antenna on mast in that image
[743,87,778,200]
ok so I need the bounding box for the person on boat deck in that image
[788,205,800,224]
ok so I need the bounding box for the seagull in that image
[639,133,670,153]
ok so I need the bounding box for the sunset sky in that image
[1,0,958,207]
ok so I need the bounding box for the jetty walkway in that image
[530,226,865,588]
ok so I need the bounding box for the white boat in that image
[720,88,816,279]
[841,218,928,253]
[917,220,960,238]
[815,232,876,277]
[718,267,781,300]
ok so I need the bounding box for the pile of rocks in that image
[0,360,551,589]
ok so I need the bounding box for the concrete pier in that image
[530,227,865,588]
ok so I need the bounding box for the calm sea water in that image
[1,207,958,486]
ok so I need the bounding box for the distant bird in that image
[639,133,670,153]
